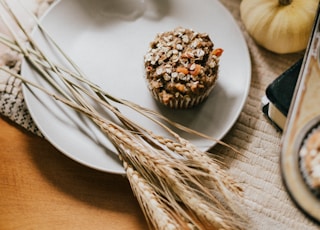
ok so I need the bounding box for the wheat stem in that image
[0,31,241,158]
[0,1,248,229]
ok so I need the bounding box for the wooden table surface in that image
[2,1,320,229]
[0,117,148,230]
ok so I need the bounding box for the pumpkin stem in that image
[279,0,292,6]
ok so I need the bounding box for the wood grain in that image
[0,117,148,230]
[1,0,320,229]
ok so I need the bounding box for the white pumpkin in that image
[240,0,318,54]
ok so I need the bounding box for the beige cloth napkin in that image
[0,0,318,229]
[0,0,52,136]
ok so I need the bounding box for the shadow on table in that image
[26,135,147,227]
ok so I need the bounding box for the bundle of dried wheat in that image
[0,0,247,229]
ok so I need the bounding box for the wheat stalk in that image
[0,1,248,229]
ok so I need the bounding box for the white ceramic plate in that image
[22,0,251,174]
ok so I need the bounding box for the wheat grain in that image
[0,1,248,229]
[123,161,184,230]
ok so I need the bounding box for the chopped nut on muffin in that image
[144,27,223,109]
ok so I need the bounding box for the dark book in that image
[262,59,303,130]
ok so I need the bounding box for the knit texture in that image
[0,0,317,229]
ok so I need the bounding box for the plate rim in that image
[22,0,251,174]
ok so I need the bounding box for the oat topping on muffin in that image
[144,27,222,109]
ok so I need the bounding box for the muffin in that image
[144,27,223,109]
[299,127,320,195]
